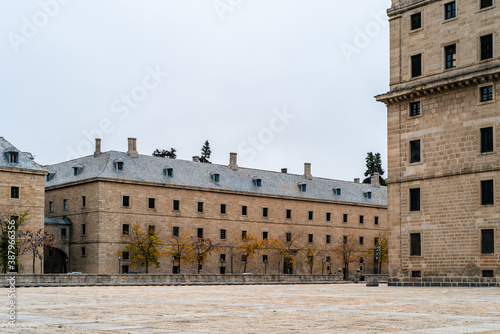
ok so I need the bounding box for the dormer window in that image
[253,178,262,187]
[73,165,84,176]
[333,187,341,196]
[46,171,56,182]
[113,159,124,172]
[298,182,307,192]
[164,167,173,177]
[211,172,220,183]
[5,148,19,164]
[364,190,372,199]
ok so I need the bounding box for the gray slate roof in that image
[45,218,71,225]
[46,151,387,207]
[0,137,45,172]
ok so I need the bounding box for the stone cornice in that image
[387,0,440,18]
[386,164,500,185]
[376,65,500,105]
[0,166,48,176]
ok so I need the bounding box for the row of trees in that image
[153,140,212,162]
[124,224,388,277]
[0,208,56,274]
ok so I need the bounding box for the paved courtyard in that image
[1,284,500,334]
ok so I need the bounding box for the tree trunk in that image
[146,258,149,274]
[230,256,233,274]
[32,248,36,275]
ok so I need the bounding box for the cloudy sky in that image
[1,0,390,181]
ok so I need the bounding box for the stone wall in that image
[46,179,387,276]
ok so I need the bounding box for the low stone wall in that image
[388,277,500,287]
[0,274,346,288]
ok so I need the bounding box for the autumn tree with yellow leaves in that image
[237,232,263,273]
[367,233,388,274]
[125,224,163,274]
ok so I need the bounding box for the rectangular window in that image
[81,247,86,257]
[173,226,179,237]
[122,196,130,207]
[9,153,18,164]
[173,200,180,211]
[481,180,494,205]
[326,235,331,244]
[286,232,291,242]
[10,186,19,199]
[480,86,493,102]
[343,214,348,223]
[359,215,364,224]
[263,231,268,240]
[481,127,494,153]
[263,207,268,217]
[410,233,422,256]
[483,270,494,277]
[286,209,292,219]
[375,216,379,225]
[63,199,68,210]
[411,12,422,30]
[481,34,493,60]
[148,198,155,209]
[166,168,173,177]
[122,224,129,235]
[412,271,422,278]
[198,202,204,213]
[410,140,421,163]
[61,228,67,237]
[411,54,422,78]
[374,237,379,246]
[49,201,53,212]
[481,229,494,254]
[242,206,247,216]
[220,204,226,214]
[326,212,331,221]
[308,211,313,221]
[359,236,364,245]
[82,196,86,207]
[444,44,456,69]
[262,255,268,263]
[148,225,155,235]
[242,230,247,239]
[220,254,226,262]
[410,101,421,117]
[481,0,493,9]
[308,234,314,243]
[197,228,203,238]
[220,229,226,240]
[444,2,456,20]
[410,188,421,211]
[122,251,129,260]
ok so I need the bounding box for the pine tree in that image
[199,140,211,163]
[363,152,386,185]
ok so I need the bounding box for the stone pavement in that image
[1,284,500,333]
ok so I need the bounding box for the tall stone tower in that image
[377,0,499,282]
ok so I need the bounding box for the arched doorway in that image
[44,247,68,273]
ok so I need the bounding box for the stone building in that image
[377,0,500,280]
[0,137,47,274]
[45,138,387,276]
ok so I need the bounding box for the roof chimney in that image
[281,168,288,173]
[193,156,200,162]
[229,152,238,170]
[94,138,101,157]
[304,163,312,180]
[127,138,138,158]
[354,178,360,183]
[371,173,381,188]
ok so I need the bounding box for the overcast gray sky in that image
[1,0,390,181]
